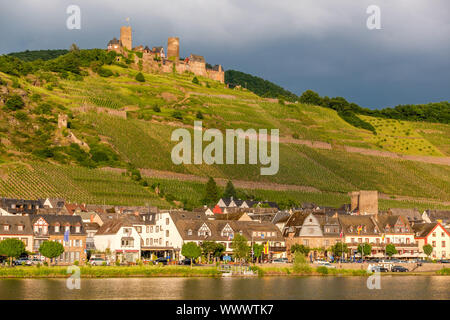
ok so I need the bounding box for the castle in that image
[107,26,224,83]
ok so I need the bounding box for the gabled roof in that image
[388,208,422,221]
[108,37,122,46]
[0,216,33,235]
[96,219,130,235]
[412,223,446,238]
[31,215,86,235]
[338,215,380,236]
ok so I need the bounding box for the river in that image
[0,276,448,299]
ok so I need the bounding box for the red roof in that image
[212,205,223,214]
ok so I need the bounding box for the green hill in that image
[0,49,449,209]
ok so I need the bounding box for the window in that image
[146,239,149,245]
[351,238,355,243]
[3,225,9,231]
[21,238,28,246]
[358,238,362,243]
[365,238,369,243]
[55,225,60,233]
[442,241,446,248]
[442,232,445,237]
[18,225,24,231]
[406,238,410,244]
[136,226,142,233]
[432,232,436,237]
[166,218,169,225]
[146,226,150,233]
[188,229,192,236]
[166,230,169,237]
[65,226,70,232]
[150,226,153,233]
[75,240,80,247]
[303,239,309,246]
[432,241,436,247]
[166,241,169,247]
[75,226,80,233]
[156,226,159,233]
[150,238,153,245]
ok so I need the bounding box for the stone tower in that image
[167,37,180,60]
[120,26,132,50]
[350,190,378,215]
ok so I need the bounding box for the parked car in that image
[391,265,408,272]
[153,257,168,265]
[439,259,450,264]
[30,257,43,265]
[272,258,289,263]
[89,257,109,266]
[13,257,32,266]
[179,258,193,265]
[371,266,389,272]
[318,262,336,269]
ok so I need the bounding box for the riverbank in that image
[0,265,448,278]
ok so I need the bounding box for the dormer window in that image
[55,224,60,233]
[18,225,24,231]
[3,225,9,231]
[65,226,70,232]
[188,229,192,236]
[75,226,80,233]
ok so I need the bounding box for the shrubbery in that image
[135,72,145,82]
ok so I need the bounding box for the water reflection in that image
[0,276,448,300]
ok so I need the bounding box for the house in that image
[386,208,424,224]
[376,215,419,259]
[284,211,341,260]
[425,210,450,228]
[42,198,65,209]
[107,37,122,52]
[339,215,383,258]
[0,216,33,252]
[0,198,44,215]
[64,203,87,215]
[147,211,285,261]
[271,211,291,232]
[94,218,141,263]
[31,215,87,265]
[413,222,450,259]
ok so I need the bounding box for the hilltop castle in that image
[107,26,224,83]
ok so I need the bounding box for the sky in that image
[0,0,449,109]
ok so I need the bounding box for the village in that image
[0,190,449,271]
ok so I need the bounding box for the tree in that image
[357,243,372,260]
[290,244,310,256]
[213,243,226,260]
[135,72,145,82]
[69,43,80,52]
[181,242,201,267]
[223,180,237,199]
[299,90,322,105]
[231,234,250,264]
[203,177,219,206]
[200,241,216,264]
[39,241,64,265]
[252,243,264,263]
[385,244,398,259]
[0,238,26,266]
[192,76,199,85]
[423,244,433,260]
[331,242,348,261]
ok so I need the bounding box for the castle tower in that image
[350,190,378,215]
[167,37,180,60]
[120,26,132,50]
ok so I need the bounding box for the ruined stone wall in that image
[207,69,225,83]
[120,26,132,50]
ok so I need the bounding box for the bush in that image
[152,105,161,112]
[14,111,28,121]
[292,252,312,274]
[5,95,25,111]
[192,77,199,85]
[74,260,79,266]
[98,67,113,77]
[196,111,204,119]
[172,111,183,120]
[135,72,145,82]
[115,260,120,266]
[316,266,329,275]
[102,261,107,266]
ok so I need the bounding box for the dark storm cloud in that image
[0,0,448,108]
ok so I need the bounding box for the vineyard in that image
[0,162,169,207]
[0,60,449,210]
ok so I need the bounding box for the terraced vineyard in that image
[0,61,449,209]
[0,162,169,207]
